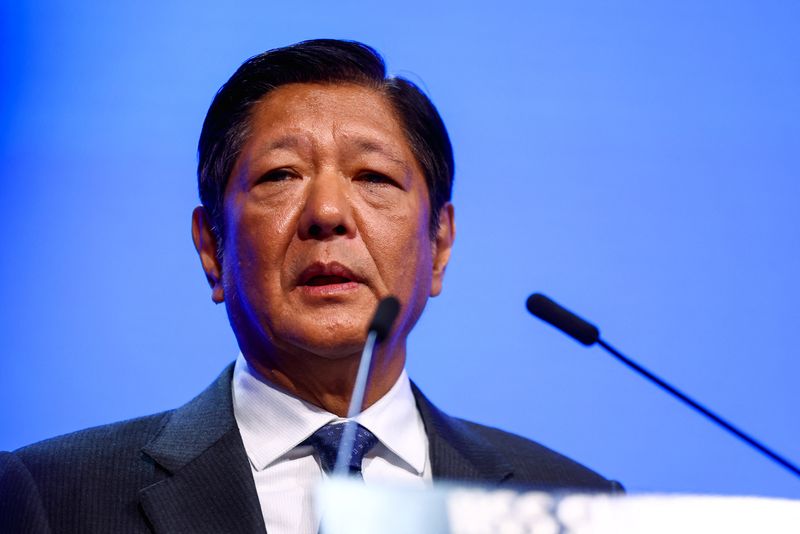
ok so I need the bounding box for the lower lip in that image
[298,281,361,296]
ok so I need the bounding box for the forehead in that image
[244,83,412,156]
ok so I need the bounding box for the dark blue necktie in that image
[303,423,378,479]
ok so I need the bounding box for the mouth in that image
[303,275,354,286]
[296,262,364,294]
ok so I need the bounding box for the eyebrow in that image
[255,134,410,168]
[350,138,409,168]
[258,135,307,153]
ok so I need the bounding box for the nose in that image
[298,173,356,240]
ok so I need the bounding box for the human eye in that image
[256,168,298,183]
[356,171,402,189]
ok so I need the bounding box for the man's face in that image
[194,83,454,362]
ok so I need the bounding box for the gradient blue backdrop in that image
[1,1,798,499]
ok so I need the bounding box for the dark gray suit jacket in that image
[0,364,621,533]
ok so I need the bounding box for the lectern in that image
[317,478,800,534]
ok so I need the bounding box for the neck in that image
[243,339,406,417]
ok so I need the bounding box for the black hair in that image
[197,39,454,247]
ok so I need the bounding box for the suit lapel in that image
[411,383,513,485]
[139,365,266,534]
[135,368,510,532]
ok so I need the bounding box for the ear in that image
[191,206,225,303]
[430,202,455,297]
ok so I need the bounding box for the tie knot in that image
[303,423,378,477]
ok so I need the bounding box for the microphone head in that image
[526,293,600,346]
[369,296,401,342]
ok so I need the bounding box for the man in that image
[0,39,621,533]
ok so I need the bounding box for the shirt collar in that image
[231,353,427,476]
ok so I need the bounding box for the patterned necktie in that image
[303,423,378,479]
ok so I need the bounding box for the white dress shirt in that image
[232,354,432,534]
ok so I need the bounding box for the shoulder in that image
[8,363,237,487]
[0,451,51,533]
[456,417,623,492]
[0,366,238,531]
[1,412,174,532]
[411,383,622,493]
[6,411,173,509]
[13,411,171,475]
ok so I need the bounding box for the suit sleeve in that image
[0,451,52,534]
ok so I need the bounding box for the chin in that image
[312,328,369,357]
[228,306,363,362]
[307,345,364,360]
[281,320,368,360]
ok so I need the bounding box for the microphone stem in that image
[597,338,800,479]
[333,330,378,477]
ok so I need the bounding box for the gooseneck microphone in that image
[526,293,800,480]
[334,296,401,477]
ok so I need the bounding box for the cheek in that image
[364,203,433,293]
[222,196,298,295]
[383,220,434,336]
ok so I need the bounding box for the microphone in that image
[334,296,401,477]
[526,292,800,480]
[526,293,599,346]
[369,296,401,343]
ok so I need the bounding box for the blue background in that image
[2,1,798,498]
